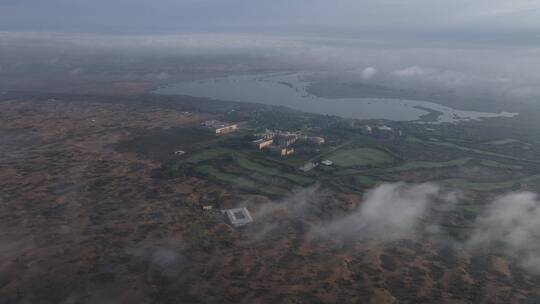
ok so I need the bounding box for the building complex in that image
[201,120,239,135]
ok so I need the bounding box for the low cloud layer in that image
[3,31,540,105]
[315,183,454,241]
[468,191,540,274]
[128,238,187,278]
[250,183,456,242]
[252,183,540,274]
[361,67,377,80]
[1,0,539,33]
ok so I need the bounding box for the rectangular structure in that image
[252,138,274,150]
[222,208,254,227]
[201,120,239,135]
[299,162,318,172]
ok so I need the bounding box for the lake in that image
[155,73,517,123]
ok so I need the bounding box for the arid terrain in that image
[4,1,540,302]
[3,91,540,304]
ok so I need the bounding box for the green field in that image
[441,174,540,192]
[195,165,287,195]
[479,159,522,170]
[327,148,395,168]
[178,145,316,195]
[355,176,378,187]
[440,178,519,192]
[234,156,313,185]
[413,138,540,164]
[484,138,519,145]
[389,158,471,172]
[184,148,231,163]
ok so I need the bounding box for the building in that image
[252,138,274,150]
[372,125,399,139]
[302,136,325,145]
[275,133,298,147]
[255,130,276,140]
[377,125,393,132]
[299,162,318,172]
[268,145,295,157]
[201,120,239,135]
[363,125,373,135]
[282,147,295,156]
[222,208,253,227]
[321,160,333,166]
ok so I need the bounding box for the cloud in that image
[391,66,429,77]
[156,72,169,80]
[313,183,456,241]
[127,238,187,278]
[1,0,539,33]
[250,183,456,243]
[361,67,377,80]
[248,183,540,275]
[467,191,540,274]
[252,185,320,219]
[3,31,540,105]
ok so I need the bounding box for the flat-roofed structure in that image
[321,160,333,166]
[299,162,318,172]
[304,136,325,145]
[268,145,295,157]
[275,133,298,147]
[252,138,273,150]
[201,120,239,135]
[222,208,253,227]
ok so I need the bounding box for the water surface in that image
[155,73,517,123]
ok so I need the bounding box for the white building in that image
[252,138,274,150]
[321,160,333,166]
[222,208,254,227]
[201,120,239,135]
[299,162,318,172]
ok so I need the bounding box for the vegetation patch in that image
[479,159,522,170]
[195,165,286,195]
[484,138,519,145]
[184,148,232,163]
[441,178,518,192]
[355,176,378,188]
[388,158,471,172]
[327,148,395,168]
[234,156,313,185]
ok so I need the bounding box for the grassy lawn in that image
[440,178,518,192]
[389,158,471,172]
[327,148,395,168]
[441,172,540,192]
[334,169,363,176]
[355,176,378,187]
[479,159,522,170]
[483,138,519,145]
[181,148,313,190]
[457,204,483,215]
[184,148,232,163]
[234,156,313,185]
[195,165,287,196]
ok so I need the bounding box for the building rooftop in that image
[252,138,273,144]
[222,207,253,227]
[377,125,393,131]
[299,162,318,172]
[201,120,236,129]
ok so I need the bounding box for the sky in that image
[2,1,540,106]
[1,0,540,34]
